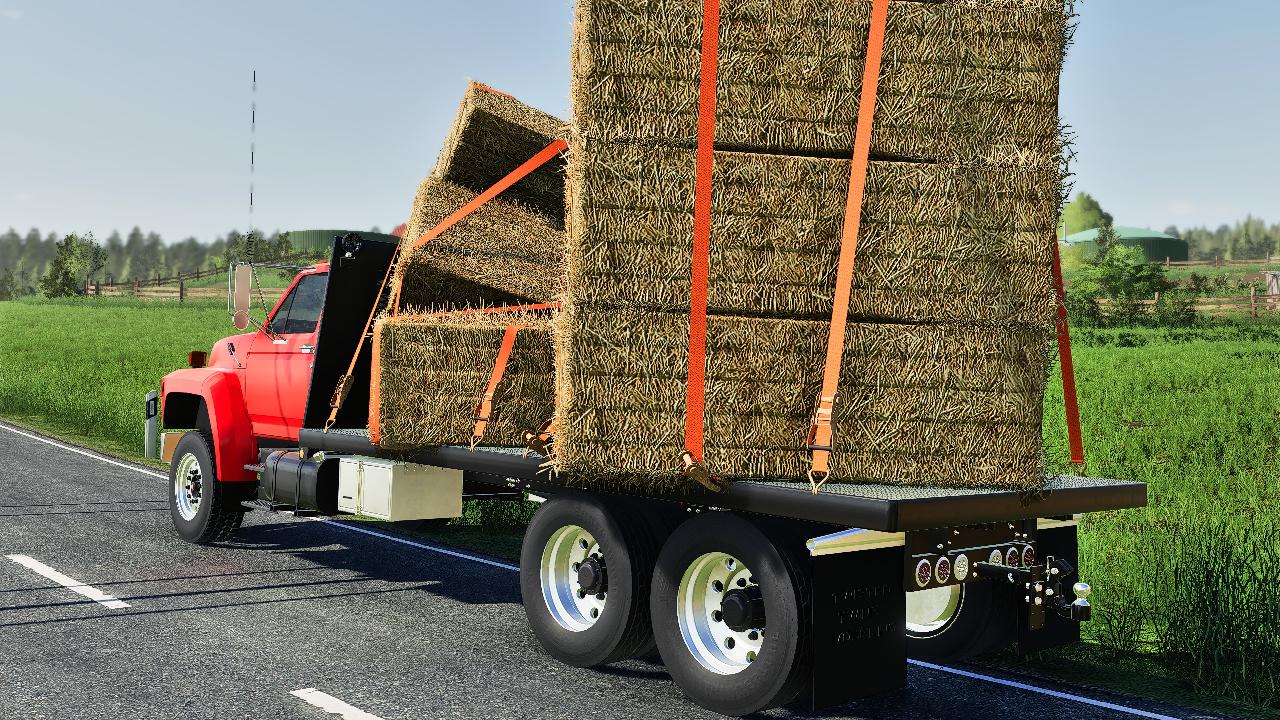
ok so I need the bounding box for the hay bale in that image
[553,304,1050,492]
[372,311,555,450]
[397,177,566,311]
[572,0,1069,161]
[565,140,1059,325]
[432,82,568,225]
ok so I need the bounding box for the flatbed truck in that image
[159,231,1146,716]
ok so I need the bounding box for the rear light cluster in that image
[913,543,1036,588]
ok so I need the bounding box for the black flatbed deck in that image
[300,428,1146,533]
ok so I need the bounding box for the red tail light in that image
[188,351,207,368]
[1006,547,1022,567]
[1022,545,1036,568]
[914,559,932,588]
[935,557,952,584]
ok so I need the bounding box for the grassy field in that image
[0,298,233,459]
[1,297,1277,715]
[1041,322,1280,714]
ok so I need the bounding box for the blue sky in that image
[0,0,1276,243]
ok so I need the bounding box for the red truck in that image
[159,231,1146,716]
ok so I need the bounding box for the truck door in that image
[245,272,328,440]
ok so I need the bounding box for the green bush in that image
[1151,292,1197,327]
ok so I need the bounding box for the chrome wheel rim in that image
[173,452,202,522]
[677,552,763,675]
[906,585,963,636]
[540,525,605,632]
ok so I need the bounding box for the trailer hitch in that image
[975,557,1092,630]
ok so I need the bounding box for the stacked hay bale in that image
[397,177,565,310]
[372,311,556,450]
[395,82,568,313]
[372,84,567,448]
[556,0,1070,491]
[432,82,568,225]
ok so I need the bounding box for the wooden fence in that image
[1160,256,1279,269]
[84,257,316,303]
[1097,290,1280,318]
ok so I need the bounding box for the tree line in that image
[1063,193,1280,261]
[0,227,296,299]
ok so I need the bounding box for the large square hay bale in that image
[371,311,555,450]
[432,81,568,225]
[572,0,1069,161]
[553,305,1050,492]
[397,178,566,311]
[565,141,1059,325]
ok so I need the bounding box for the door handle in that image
[300,344,315,354]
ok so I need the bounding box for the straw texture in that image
[373,312,556,451]
[572,0,1069,161]
[566,140,1059,324]
[432,82,569,225]
[397,177,565,311]
[553,305,1050,492]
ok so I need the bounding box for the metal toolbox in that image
[336,456,462,521]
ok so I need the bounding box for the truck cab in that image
[159,231,402,541]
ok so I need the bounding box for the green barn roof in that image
[1063,226,1179,244]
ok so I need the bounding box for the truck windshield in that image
[268,273,328,335]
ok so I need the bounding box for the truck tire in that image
[169,431,244,544]
[906,580,1015,660]
[650,513,810,716]
[519,492,660,667]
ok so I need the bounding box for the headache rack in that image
[298,428,1145,533]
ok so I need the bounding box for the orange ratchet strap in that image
[391,138,569,313]
[1052,241,1086,467]
[806,0,891,493]
[524,417,558,457]
[680,0,725,494]
[472,324,522,447]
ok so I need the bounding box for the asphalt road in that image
[0,422,1223,720]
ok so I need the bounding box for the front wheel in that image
[169,432,244,544]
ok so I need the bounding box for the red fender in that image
[161,368,257,482]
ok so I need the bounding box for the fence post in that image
[1164,257,1170,269]
[144,391,159,460]
[1251,286,1257,318]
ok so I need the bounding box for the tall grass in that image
[0,297,233,456]
[1044,322,1280,708]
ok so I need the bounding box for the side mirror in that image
[232,264,253,330]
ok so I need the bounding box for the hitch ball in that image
[1071,582,1092,622]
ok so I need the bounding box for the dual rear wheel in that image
[521,498,809,715]
[522,495,1007,715]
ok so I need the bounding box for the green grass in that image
[1039,322,1280,714]
[0,297,234,456]
[1,297,1277,713]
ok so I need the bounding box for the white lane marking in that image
[7,420,1187,719]
[291,688,386,720]
[317,519,520,572]
[908,659,1184,720]
[0,422,166,480]
[6,554,131,609]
